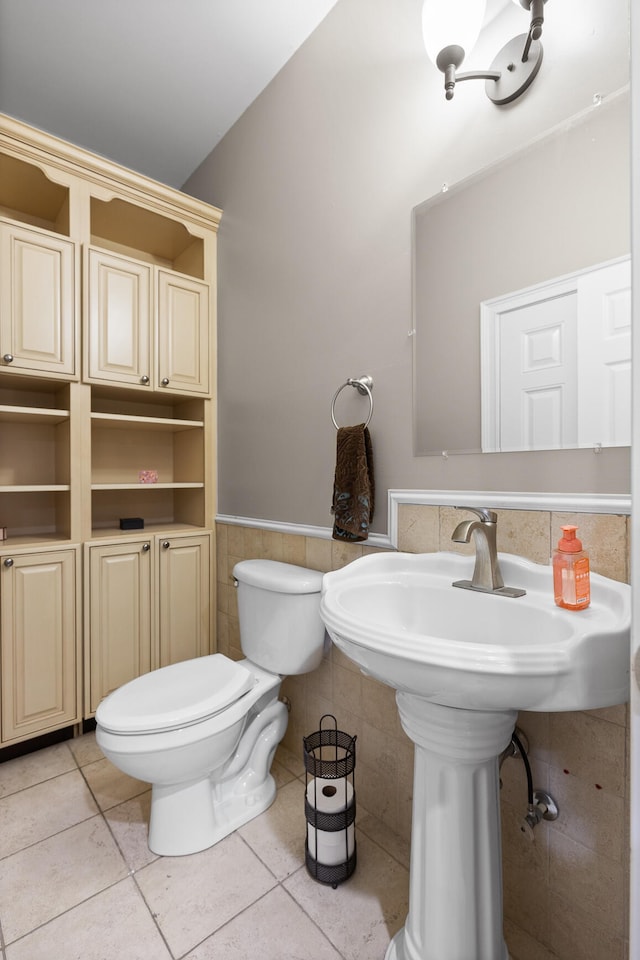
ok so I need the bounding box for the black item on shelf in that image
[119,517,145,530]
[303,714,357,888]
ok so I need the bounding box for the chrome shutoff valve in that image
[520,790,559,841]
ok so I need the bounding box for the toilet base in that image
[148,771,277,856]
[147,696,288,856]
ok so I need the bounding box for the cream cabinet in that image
[0,546,80,743]
[86,248,151,389]
[157,532,211,667]
[86,248,210,396]
[86,531,211,713]
[0,222,77,379]
[86,538,153,713]
[0,113,220,748]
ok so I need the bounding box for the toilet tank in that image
[233,560,325,675]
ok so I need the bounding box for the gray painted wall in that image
[184,0,630,533]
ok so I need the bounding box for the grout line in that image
[75,763,175,958]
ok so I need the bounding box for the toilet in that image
[95,559,325,856]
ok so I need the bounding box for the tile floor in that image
[0,733,411,960]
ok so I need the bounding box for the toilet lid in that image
[96,654,254,734]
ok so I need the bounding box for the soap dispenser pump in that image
[553,525,590,610]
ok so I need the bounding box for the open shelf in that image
[0,489,71,542]
[90,197,204,277]
[91,412,202,431]
[92,482,203,490]
[89,521,206,541]
[0,405,70,425]
[0,155,71,235]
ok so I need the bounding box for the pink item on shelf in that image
[139,470,159,484]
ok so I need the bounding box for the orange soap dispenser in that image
[553,525,590,610]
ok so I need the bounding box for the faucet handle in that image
[455,506,497,524]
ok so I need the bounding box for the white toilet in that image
[95,559,325,856]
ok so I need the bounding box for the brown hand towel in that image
[331,424,375,542]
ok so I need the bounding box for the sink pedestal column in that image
[387,695,517,960]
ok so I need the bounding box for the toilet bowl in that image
[96,560,325,856]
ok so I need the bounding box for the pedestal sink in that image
[320,551,630,960]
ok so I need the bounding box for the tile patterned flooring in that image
[0,734,410,960]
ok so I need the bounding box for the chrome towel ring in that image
[331,376,374,430]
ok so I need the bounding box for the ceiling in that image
[0,0,340,188]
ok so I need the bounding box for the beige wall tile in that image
[549,711,626,797]
[397,504,439,553]
[549,767,625,860]
[494,509,551,564]
[330,539,363,569]
[548,893,625,960]
[503,853,550,944]
[243,525,264,558]
[549,831,625,935]
[360,675,402,737]
[226,524,246,559]
[282,533,306,565]
[304,536,333,572]
[504,919,558,960]
[333,663,362,718]
[262,530,285,561]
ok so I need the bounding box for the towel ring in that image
[331,376,374,430]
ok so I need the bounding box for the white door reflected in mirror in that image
[481,256,631,452]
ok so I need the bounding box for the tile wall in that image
[216,505,630,960]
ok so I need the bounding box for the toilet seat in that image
[96,654,254,735]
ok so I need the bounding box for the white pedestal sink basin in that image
[320,551,630,960]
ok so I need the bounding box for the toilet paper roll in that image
[305,777,354,813]
[307,822,355,866]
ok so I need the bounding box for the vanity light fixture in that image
[422,0,548,104]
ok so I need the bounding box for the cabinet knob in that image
[160,378,170,387]
[3,354,14,364]
[140,375,150,385]
[142,543,150,552]
[162,540,170,549]
[3,558,14,567]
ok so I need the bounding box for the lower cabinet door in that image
[1,547,80,743]
[87,539,152,714]
[157,533,211,667]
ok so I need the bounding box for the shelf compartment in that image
[91,387,205,422]
[0,419,71,486]
[0,156,70,235]
[90,197,204,277]
[0,490,71,541]
[91,422,203,486]
[91,486,206,532]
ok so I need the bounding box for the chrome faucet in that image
[451,507,526,598]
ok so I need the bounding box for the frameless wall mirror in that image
[412,92,630,457]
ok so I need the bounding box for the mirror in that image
[413,93,630,457]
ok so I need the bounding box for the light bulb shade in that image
[422,0,487,68]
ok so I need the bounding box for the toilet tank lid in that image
[233,559,323,594]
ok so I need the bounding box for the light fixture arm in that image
[519,0,546,61]
[435,44,500,100]
[427,0,549,105]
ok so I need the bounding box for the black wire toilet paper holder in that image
[303,714,357,887]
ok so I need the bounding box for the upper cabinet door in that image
[86,247,152,389]
[157,270,210,396]
[0,223,77,378]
